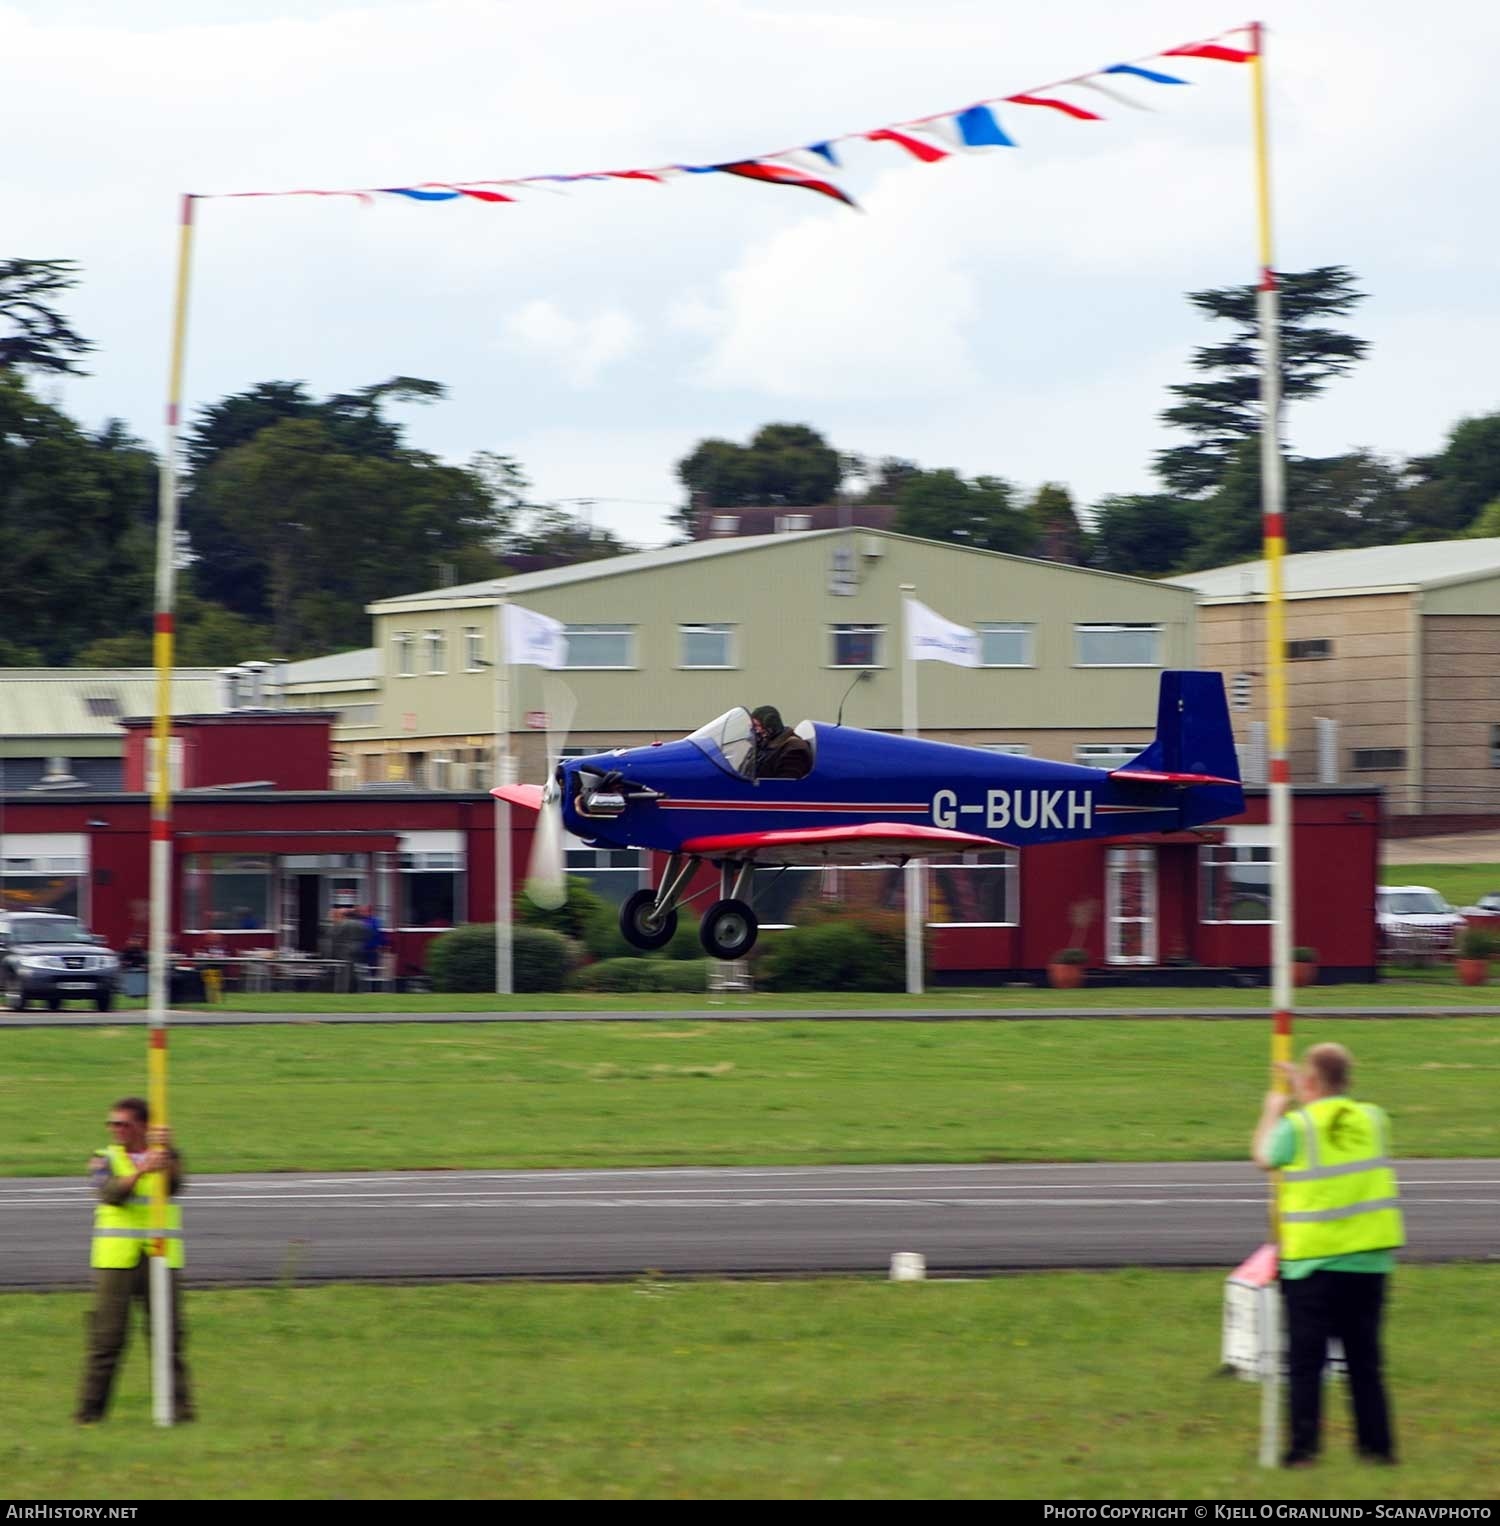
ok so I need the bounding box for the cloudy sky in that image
[7,0,1496,545]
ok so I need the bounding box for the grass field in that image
[1385,863,1500,907]
[93,977,1500,1014]
[2,1270,1495,1500]
[6,1018,1496,1175]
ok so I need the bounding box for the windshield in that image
[8,918,96,945]
[686,707,755,778]
[1382,892,1451,916]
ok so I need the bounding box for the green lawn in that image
[3,1271,1494,1499]
[6,1018,1496,1175]
[1386,863,1500,908]
[95,978,1500,1013]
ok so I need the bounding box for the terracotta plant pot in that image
[1047,963,1085,990]
[1456,958,1489,987]
[1293,961,1318,988]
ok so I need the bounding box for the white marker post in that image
[899,586,924,996]
[493,591,513,996]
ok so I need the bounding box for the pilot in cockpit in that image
[750,705,812,780]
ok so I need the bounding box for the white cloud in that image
[503,299,639,387]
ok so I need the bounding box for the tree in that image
[1156,266,1370,496]
[505,504,631,565]
[891,469,1035,556]
[1027,482,1088,565]
[191,415,508,654]
[674,423,842,532]
[1091,494,1196,577]
[1408,413,1500,538]
[0,374,156,663]
[0,259,94,376]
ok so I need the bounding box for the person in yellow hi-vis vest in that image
[1252,1043,1401,1468]
[75,1097,194,1424]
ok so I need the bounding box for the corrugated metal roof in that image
[1165,538,1500,600]
[0,669,224,739]
[369,528,1180,612]
[282,648,380,685]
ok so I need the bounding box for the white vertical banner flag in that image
[904,597,980,667]
[503,603,568,668]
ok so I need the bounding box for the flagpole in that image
[149,192,196,1429]
[900,588,924,995]
[494,592,513,996]
[1250,18,1292,1470]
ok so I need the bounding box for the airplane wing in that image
[490,784,545,811]
[1109,768,1240,787]
[680,821,1007,865]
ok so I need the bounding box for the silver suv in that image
[0,912,120,1012]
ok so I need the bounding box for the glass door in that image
[1106,847,1157,965]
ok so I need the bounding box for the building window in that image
[830,624,884,668]
[981,744,1032,757]
[775,513,813,533]
[393,631,414,678]
[339,704,378,727]
[182,854,274,933]
[84,695,122,719]
[1351,748,1406,771]
[928,850,1019,926]
[978,622,1034,667]
[465,627,485,671]
[0,847,88,918]
[1201,831,1273,924]
[425,630,447,674]
[1074,743,1143,770]
[563,624,634,669]
[394,850,465,929]
[1075,623,1162,667]
[1492,726,1500,768]
[1286,639,1334,661]
[708,514,740,536]
[564,846,647,907]
[680,623,735,668]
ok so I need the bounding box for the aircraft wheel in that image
[619,889,679,951]
[700,899,759,960]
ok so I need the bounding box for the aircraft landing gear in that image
[700,899,758,960]
[699,860,759,959]
[618,852,697,951]
[619,890,677,950]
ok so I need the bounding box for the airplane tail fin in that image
[1111,671,1244,826]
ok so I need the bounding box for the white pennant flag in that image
[904,597,980,667]
[502,603,569,669]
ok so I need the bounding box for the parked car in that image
[1375,885,1466,959]
[1457,891,1500,925]
[0,911,120,1011]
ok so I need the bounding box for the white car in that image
[1376,885,1465,958]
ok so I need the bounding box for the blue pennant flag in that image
[954,105,1015,147]
[382,187,462,201]
[1103,63,1189,85]
[808,141,840,166]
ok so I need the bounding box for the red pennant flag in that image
[716,160,858,209]
[607,170,666,183]
[1164,41,1255,63]
[1005,93,1102,121]
[865,128,949,163]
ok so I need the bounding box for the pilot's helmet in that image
[751,705,784,737]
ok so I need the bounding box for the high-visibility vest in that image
[1279,1097,1403,1262]
[90,1143,185,1270]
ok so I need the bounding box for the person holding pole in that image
[1251,1043,1401,1468]
[76,1097,194,1424]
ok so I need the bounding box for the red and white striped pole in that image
[148,192,197,1429]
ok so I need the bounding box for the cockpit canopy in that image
[686,707,756,778]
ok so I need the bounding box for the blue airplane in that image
[494,670,1243,959]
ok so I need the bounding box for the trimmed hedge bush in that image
[569,958,712,993]
[425,923,581,993]
[757,911,907,992]
[518,878,613,947]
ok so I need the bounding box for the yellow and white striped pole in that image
[148,192,197,1429]
[1249,22,1293,1468]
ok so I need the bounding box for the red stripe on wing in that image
[1109,769,1240,787]
[681,821,1006,864]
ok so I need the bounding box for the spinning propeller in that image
[521,678,577,911]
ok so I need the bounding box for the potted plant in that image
[1293,946,1319,987]
[1047,947,1088,990]
[1454,926,1499,986]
